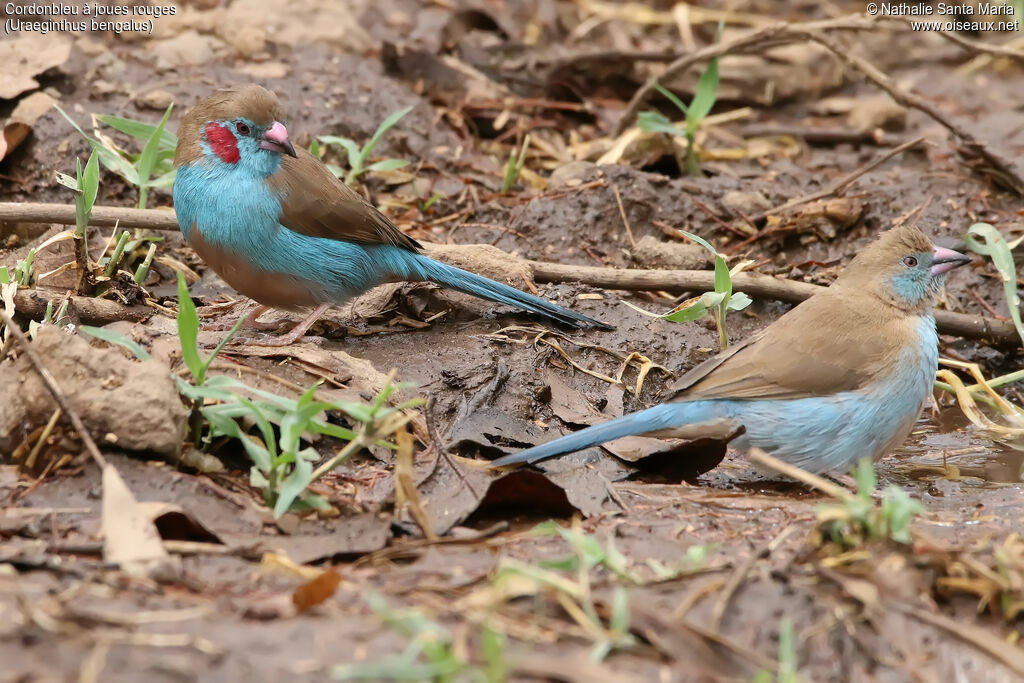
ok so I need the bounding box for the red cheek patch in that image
[204,122,240,164]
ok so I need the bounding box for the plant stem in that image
[103,230,130,278]
[685,134,701,176]
[715,308,728,351]
[133,243,157,283]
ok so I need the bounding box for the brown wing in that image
[667,292,896,402]
[267,148,422,251]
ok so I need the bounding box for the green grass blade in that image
[362,105,414,161]
[652,82,689,116]
[136,104,174,200]
[686,56,719,136]
[175,272,205,382]
[96,114,178,149]
[964,222,1024,348]
[78,326,152,361]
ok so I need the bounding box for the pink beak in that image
[930,245,971,276]
[259,121,297,157]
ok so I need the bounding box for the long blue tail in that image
[407,253,612,330]
[489,403,688,467]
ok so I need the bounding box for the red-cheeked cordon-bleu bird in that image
[172,85,611,345]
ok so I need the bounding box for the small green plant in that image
[964,222,1023,348]
[332,594,506,682]
[623,231,750,351]
[316,106,413,186]
[637,53,719,176]
[500,134,530,193]
[493,520,636,662]
[55,151,100,294]
[57,104,176,209]
[12,249,36,286]
[816,458,925,549]
[81,273,422,517]
[753,617,799,683]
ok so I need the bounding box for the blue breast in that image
[173,162,420,303]
[721,314,939,472]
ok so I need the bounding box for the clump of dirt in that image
[0,325,186,458]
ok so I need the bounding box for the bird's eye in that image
[235,121,251,136]
[902,256,918,268]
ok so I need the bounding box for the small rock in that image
[0,326,187,458]
[631,235,710,270]
[221,25,266,57]
[847,95,907,133]
[137,89,175,111]
[549,161,599,188]
[147,30,222,70]
[722,190,772,216]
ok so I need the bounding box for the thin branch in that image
[527,260,1021,348]
[615,15,879,135]
[0,310,106,468]
[804,30,1024,194]
[0,202,179,231]
[748,136,927,223]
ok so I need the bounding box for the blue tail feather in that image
[489,403,689,467]
[407,253,612,330]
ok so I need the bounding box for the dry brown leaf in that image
[0,91,56,162]
[101,464,176,578]
[292,568,343,612]
[0,35,70,100]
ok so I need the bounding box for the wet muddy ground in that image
[2,0,1024,681]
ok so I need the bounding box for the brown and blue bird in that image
[172,85,610,344]
[490,224,972,474]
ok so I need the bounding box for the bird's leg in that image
[241,303,331,347]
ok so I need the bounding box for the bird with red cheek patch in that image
[172,85,611,346]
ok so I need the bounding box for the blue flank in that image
[491,319,937,474]
[174,161,609,329]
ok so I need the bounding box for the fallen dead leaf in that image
[0,91,56,162]
[292,568,343,612]
[0,35,70,100]
[101,464,177,579]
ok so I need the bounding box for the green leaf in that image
[97,114,178,149]
[136,104,174,197]
[366,158,410,173]
[200,311,251,376]
[726,291,752,311]
[362,105,414,162]
[175,272,205,383]
[317,135,361,164]
[81,151,100,213]
[713,254,732,298]
[964,222,1024,348]
[686,56,719,136]
[147,170,178,188]
[664,301,708,323]
[55,171,79,192]
[308,138,320,157]
[79,326,152,360]
[609,586,630,634]
[700,291,726,309]
[0,267,9,284]
[652,82,689,116]
[274,456,313,518]
[636,111,687,138]
[676,229,718,256]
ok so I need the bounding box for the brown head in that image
[174,84,296,170]
[834,224,971,313]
